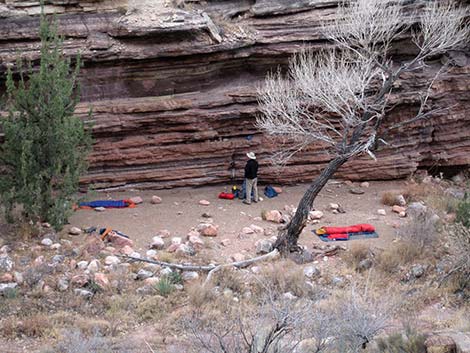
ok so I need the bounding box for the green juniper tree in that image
[0,10,92,230]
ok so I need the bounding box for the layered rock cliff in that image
[1,0,469,190]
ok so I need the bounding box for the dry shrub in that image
[187,282,216,307]
[253,260,310,297]
[381,191,402,206]
[374,326,427,353]
[43,329,112,353]
[377,242,421,274]
[1,313,51,338]
[402,182,436,202]
[136,295,171,322]
[157,251,176,263]
[342,243,372,270]
[426,193,461,214]
[210,266,245,293]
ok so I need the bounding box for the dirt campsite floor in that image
[68,179,408,263]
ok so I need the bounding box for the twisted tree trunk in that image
[274,155,349,254]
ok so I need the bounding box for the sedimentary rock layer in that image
[0,0,469,189]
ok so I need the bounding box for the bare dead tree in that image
[256,0,469,255]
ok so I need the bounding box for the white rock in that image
[104,256,120,266]
[69,227,82,235]
[41,238,53,246]
[129,252,141,259]
[87,260,100,272]
[182,271,199,282]
[151,196,162,204]
[309,210,324,220]
[360,181,370,188]
[329,203,339,210]
[171,237,182,245]
[77,261,89,270]
[150,236,165,249]
[250,224,264,234]
[242,227,254,235]
[146,249,157,258]
[94,207,106,212]
[303,266,320,278]
[377,209,387,216]
[50,243,61,250]
[74,288,93,298]
[137,269,153,280]
[129,196,143,204]
[282,292,297,300]
[160,267,172,276]
[0,255,13,272]
[199,200,210,206]
[0,283,18,295]
[255,240,273,254]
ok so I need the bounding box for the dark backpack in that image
[264,185,278,198]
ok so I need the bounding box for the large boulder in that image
[263,210,283,223]
[197,223,218,237]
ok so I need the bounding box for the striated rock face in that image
[0,0,469,189]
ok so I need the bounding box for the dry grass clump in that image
[381,190,402,206]
[342,243,372,270]
[1,313,52,339]
[402,182,435,202]
[374,326,427,353]
[186,282,216,307]
[210,266,246,293]
[376,242,421,274]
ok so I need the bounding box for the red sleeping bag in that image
[218,192,235,200]
[321,224,375,234]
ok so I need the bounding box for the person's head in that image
[246,152,256,160]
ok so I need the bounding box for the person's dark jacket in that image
[245,159,258,179]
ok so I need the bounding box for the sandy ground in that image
[68,180,409,262]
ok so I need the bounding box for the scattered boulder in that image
[197,223,218,237]
[129,196,143,204]
[395,194,407,206]
[13,272,23,285]
[0,255,13,272]
[51,243,61,250]
[329,203,339,210]
[150,236,165,250]
[144,277,160,286]
[263,210,283,223]
[52,255,65,264]
[411,264,426,279]
[104,256,120,266]
[392,205,406,214]
[175,244,195,256]
[157,229,171,238]
[129,251,141,259]
[70,274,89,287]
[250,224,264,234]
[309,210,324,220]
[146,249,157,258]
[69,227,82,236]
[303,266,320,278]
[41,238,53,246]
[160,267,172,277]
[77,261,89,270]
[255,239,273,254]
[182,271,199,282]
[151,195,162,204]
[199,200,210,206]
[360,181,370,188]
[74,288,93,298]
[231,253,246,262]
[377,209,387,216]
[171,237,182,245]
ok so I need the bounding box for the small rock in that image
[199,200,210,206]
[242,227,255,235]
[250,224,264,234]
[94,273,110,289]
[87,259,100,272]
[182,271,199,282]
[94,207,106,212]
[220,239,231,246]
[107,232,134,248]
[0,273,13,283]
[377,209,387,216]
[146,249,157,258]
[255,240,273,254]
[41,238,53,246]
[137,269,154,280]
[223,288,234,298]
[77,261,89,270]
[407,202,427,218]
[309,210,324,220]
[303,266,320,278]
[350,188,365,195]
[357,258,373,271]
[52,255,65,264]
[129,196,143,204]
[263,210,283,223]
[197,223,218,237]
[119,245,135,256]
[160,267,172,276]
[0,255,13,272]
[136,285,155,295]
[331,276,344,286]
[167,243,179,253]
[231,253,245,262]
[129,251,141,259]
[282,292,297,300]
[360,182,370,188]
[171,237,182,245]
[144,277,160,286]
[71,274,89,287]
[151,196,162,204]
[50,243,61,250]
[392,205,406,214]
[74,288,93,298]
[188,235,204,250]
[0,283,18,296]
[399,211,407,218]
[68,227,82,236]
[395,194,407,206]
[202,212,212,218]
[157,229,171,238]
[251,266,261,274]
[57,277,69,291]
[411,264,425,279]
[175,244,195,256]
[150,236,165,250]
[0,245,10,254]
[13,272,23,285]
[329,203,339,210]
[104,256,120,266]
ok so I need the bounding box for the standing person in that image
[243,152,259,205]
